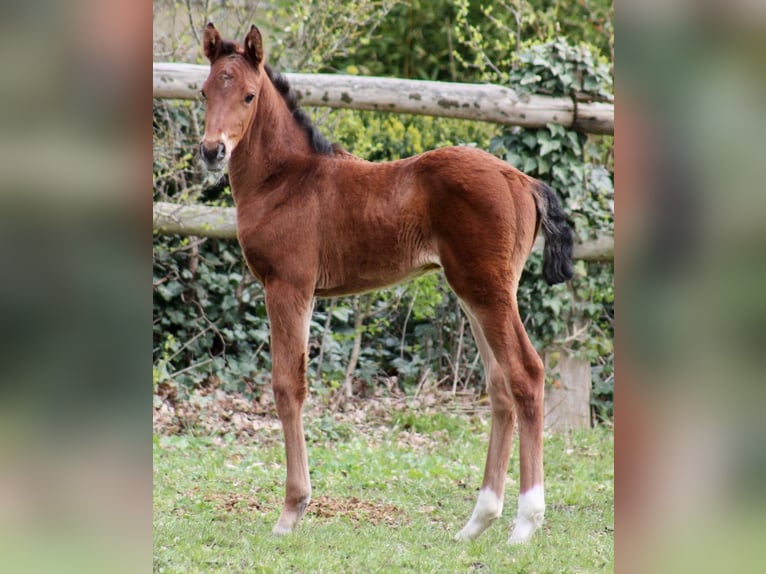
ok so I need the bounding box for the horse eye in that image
[244,93,255,104]
[200,90,207,100]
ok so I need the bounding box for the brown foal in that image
[198,23,573,543]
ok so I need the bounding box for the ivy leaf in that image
[583,76,601,92]
[157,280,183,301]
[331,306,353,322]
[552,165,569,185]
[539,139,561,157]
[520,72,542,85]
[545,297,561,316]
[566,131,582,154]
[488,137,506,155]
[522,133,538,149]
[559,72,574,87]
[546,123,565,138]
[505,152,523,168]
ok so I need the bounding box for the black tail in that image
[534,181,574,285]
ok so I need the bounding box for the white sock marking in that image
[455,488,503,541]
[509,484,545,544]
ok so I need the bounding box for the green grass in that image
[154,413,613,573]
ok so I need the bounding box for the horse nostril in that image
[216,143,226,160]
[200,141,222,164]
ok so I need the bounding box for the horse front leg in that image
[265,280,314,535]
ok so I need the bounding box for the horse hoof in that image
[454,528,474,542]
[271,522,293,536]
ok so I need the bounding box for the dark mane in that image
[264,65,336,156]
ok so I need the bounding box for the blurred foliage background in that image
[153,0,614,422]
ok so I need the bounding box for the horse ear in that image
[244,25,264,68]
[203,22,222,62]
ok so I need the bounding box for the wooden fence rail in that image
[153,201,613,262]
[153,63,613,135]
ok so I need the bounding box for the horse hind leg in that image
[455,303,517,541]
[503,309,546,544]
[454,298,546,544]
[432,177,545,543]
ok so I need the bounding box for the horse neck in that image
[229,76,314,191]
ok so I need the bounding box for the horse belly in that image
[314,243,441,298]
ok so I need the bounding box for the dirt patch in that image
[310,494,408,527]
[205,491,266,514]
[190,490,409,527]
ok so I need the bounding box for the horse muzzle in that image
[199,140,227,171]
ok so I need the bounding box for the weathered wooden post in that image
[543,349,592,430]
